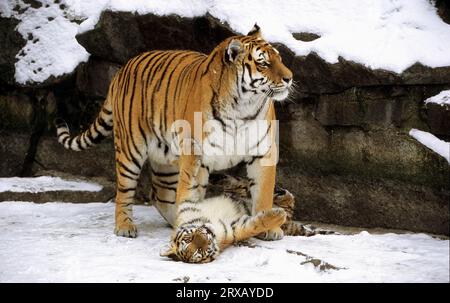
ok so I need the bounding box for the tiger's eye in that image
[248,54,252,61]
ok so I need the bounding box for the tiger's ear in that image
[226,39,243,63]
[247,23,261,38]
[160,245,178,261]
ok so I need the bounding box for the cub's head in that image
[224,24,293,101]
[161,224,219,263]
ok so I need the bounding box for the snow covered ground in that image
[410,129,450,163]
[1,0,450,84]
[0,201,448,283]
[0,176,102,193]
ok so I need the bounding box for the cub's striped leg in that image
[230,208,286,244]
[114,134,147,238]
[246,157,283,241]
[150,163,179,226]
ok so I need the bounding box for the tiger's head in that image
[222,24,293,101]
[161,224,219,263]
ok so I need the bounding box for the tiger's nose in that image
[282,77,292,84]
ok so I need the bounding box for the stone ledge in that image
[0,172,115,203]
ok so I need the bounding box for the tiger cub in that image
[161,195,286,263]
[206,173,336,237]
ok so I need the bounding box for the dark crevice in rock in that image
[19,91,48,177]
[0,17,26,86]
[435,0,450,24]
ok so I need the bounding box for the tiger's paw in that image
[257,208,287,229]
[114,222,138,238]
[257,226,284,241]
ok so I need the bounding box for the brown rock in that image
[76,12,235,65]
[276,169,449,235]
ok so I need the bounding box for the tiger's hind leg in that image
[231,208,287,243]
[114,133,148,238]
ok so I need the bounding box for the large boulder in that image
[76,11,235,64]
[423,103,450,137]
[280,50,450,97]
[276,168,449,235]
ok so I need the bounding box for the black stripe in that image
[119,170,138,180]
[200,164,210,173]
[230,218,240,227]
[250,77,263,88]
[161,53,191,135]
[178,207,201,214]
[118,160,139,176]
[248,122,271,151]
[91,132,106,144]
[118,187,136,193]
[246,155,263,166]
[154,195,175,204]
[126,54,154,161]
[201,50,218,77]
[157,179,178,186]
[141,52,167,131]
[219,219,228,239]
[153,182,177,192]
[151,169,178,177]
[147,52,173,129]
[102,107,112,115]
[184,217,212,225]
[98,116,113,131]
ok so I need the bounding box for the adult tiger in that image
[55,24,293,240]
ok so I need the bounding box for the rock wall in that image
[1,10,449,234]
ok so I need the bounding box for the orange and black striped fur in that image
[161,195,286,263]
[55,24,293,239]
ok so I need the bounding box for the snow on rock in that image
[425,90,450,106]
[210,0,450,73]
[0,176,102,193]
[409,129,450,163]
[2,0,450,84]
[0,202,448,282]
[1,0,90,84]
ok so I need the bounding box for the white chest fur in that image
[202,97,272,171]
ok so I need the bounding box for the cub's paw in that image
[257,226,284,241]
[114,222,138,238]
[258,208,287,229]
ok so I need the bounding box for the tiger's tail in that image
[55,98,113,151]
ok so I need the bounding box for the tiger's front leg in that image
[245,101,283,241]
[174,154,209,224]
[246,157,284,241]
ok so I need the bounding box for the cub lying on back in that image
[161,195,286,263]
